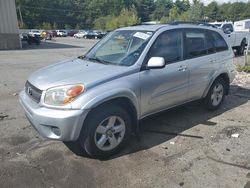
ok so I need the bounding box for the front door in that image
[140,29,189,117]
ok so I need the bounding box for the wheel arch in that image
[83,95,139,133]
[203,73,230,98]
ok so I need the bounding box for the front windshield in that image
[85,30,153,66]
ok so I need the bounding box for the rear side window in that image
[184,30,207,58]
[210,31,228,52]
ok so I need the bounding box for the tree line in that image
[16,0,250,30]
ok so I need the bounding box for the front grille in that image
[25,81,42,103]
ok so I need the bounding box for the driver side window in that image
[148,30,183,64]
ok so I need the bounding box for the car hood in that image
[28,58,135,91]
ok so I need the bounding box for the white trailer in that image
[234,19,250,32]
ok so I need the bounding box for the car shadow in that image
[21,40,83,50]
[65,85,250,160]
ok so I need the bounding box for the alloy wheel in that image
[211,83,224,106]
[94,116,126,151]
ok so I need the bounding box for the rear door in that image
[182,28,216,100]
[186,29,230,100]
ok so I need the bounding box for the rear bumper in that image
[19,90,89,141]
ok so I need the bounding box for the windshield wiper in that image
[87,57,109,65]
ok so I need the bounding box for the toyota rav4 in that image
[19,23,236,159]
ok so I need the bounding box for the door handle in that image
[228,35,231,37]
[209,59,216,63]
[178,65,187,72]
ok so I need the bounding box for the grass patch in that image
[237,65,250,73]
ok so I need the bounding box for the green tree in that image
[152,0,173,20]
[53,22,58,30]
[187,2,205,21]
[205,1,220,21]
[241,1,250,19]
[175,0,188,13]
[182,0,190,12]
[169,5,179,21]
[15,0,250,30]
[64,24,72,29]
[75,24,81,30]
[94,16,111,30]
[227,2,246,22]
[94,7,140,30]
[218,3,231,21]
[40,22,52,30]
[134,0,155,22]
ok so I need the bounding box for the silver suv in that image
[19,23,235,159]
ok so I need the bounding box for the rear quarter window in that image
[210,31,228,52]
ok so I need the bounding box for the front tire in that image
[203,78,226,111]
[78,105,131,159]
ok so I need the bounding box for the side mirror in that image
[147,57,165,69]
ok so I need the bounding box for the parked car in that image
[67,30,78,37]
[20,33,28,41]
[74,31,88,38]
[28,29,41,37]
[83,31,105,39]
[19,23,235,159]
[50,30,57,37]
[56,30,67,37]
[210,22,248,55]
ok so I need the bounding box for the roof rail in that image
[169,21,218,28]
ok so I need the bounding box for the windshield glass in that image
[85,30,153,66]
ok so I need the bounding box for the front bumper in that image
[19,90,89,141]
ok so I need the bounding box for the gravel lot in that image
[0,38,250,188]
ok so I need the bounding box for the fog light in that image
[51,127,61,136]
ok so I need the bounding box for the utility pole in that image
[17,6,23,27]
[246,28,250,65]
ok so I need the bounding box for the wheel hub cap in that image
[94,116,126,151]
[211,83,224,106]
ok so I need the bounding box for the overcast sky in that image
[201,0,249,5]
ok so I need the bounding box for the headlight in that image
[44,84,85,106]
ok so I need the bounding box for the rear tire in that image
[236,40,246,56]
[73,105,132,159]
[203,77,226,111]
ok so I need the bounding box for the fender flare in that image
[202,71,230,98]
[81,88,140,119]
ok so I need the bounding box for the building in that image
[0,0,21,50]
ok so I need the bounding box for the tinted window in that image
[148,30,183,63]
[185,30,207,58]
[206,31,216,54]
[210,31,228,52]
[222,24,234,34]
